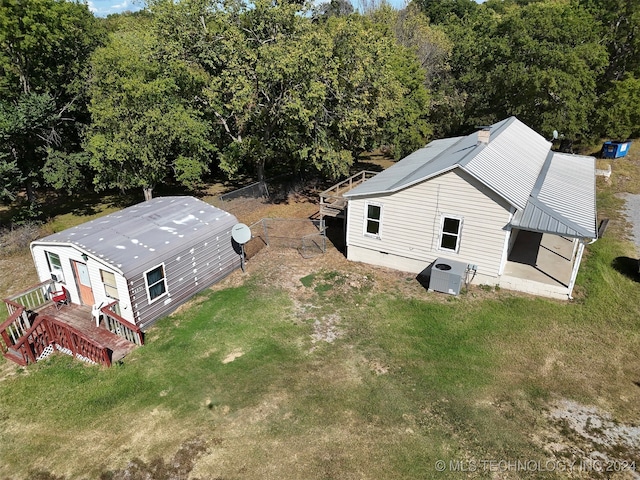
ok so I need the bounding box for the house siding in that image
[128,228,240,330]
[346,169,512,282]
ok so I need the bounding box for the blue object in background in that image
[602,141,632,158]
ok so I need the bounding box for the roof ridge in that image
[388,135,470,191]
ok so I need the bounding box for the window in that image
[144,264,167,303]
[364,203,382,238]
[46,252,62,271]
[46,251,64,282]
[100,270,119,300]
[439,215,462,252]
[101,270,121,315]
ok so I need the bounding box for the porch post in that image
[567,240,585,299]
[499,207,516,276]
[498,228,512,275]
[571,238,579,260]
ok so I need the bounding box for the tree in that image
[0,93,56,202]
[85,25,215,200]
[489,2,608,141]
[0,0,103,207]
[595,75,640,140]
[414,0,477,24]
[442,2,608,142]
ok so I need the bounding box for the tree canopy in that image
[0,0,103,208]
[1,0,639,212]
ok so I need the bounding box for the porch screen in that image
[145,265,167,302]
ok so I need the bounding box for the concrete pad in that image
[500,231,576,299]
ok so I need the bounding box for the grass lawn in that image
[1,148,640,478]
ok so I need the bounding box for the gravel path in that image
[618,193,640,254]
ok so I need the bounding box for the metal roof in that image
[511,152,597,238]
[32,196,238,277]
[344,117,551,209]
[344,116,597,239]
[461,117,551,209]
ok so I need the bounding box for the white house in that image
[30,196,241,330]
[343,117,597,299]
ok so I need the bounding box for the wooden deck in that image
[319,171,377,219]
[38,303,138,362]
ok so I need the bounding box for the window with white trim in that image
[100,269,119,300]
[46,251,62,271]
[144,264,167,303]
[439,215,463,252]
[364,202,382,238]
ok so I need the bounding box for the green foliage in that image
[0,0,103,207]
[414,0,478,24]
[595,75,640,140]
[443,1,608,140]
[143,0,432,182]
[85,24,215,199]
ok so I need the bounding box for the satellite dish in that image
[232,223,251,244]
[552,130,559,140]
[231,223,251,273]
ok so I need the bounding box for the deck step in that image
[320,209,344,218]
[4,348,27,366]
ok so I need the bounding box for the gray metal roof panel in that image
[461,117,551,209]
[343,136,467,197]
[511,153,597,238]
[344,117,550,208]
[34,196,238,276]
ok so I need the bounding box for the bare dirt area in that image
[539,399,640,479]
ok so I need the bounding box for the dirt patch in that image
[542,398,640,477]
[222,349,244,364]
[310,313,342,349]
[99,437,209,480]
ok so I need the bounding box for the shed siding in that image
[346,169,511,280]
[31,244,136,324]
[129,229,240,329]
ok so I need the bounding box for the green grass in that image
[2,149,640,478]
[4,232,640,478]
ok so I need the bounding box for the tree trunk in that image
[143,186,153,201]
[25,180,36,205]
[256,159,265,183]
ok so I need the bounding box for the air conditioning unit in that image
[428,258,469,295]
[51,269,64,283]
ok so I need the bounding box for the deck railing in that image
[4,313,112,367]
[4,279,54,315]
[47,317,111,366]
[101,301,144,346]
[319,171,377,201]
[0,300,33,347]
[319,171,377,217]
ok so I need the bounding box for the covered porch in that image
[499,230,584,299]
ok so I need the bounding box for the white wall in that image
[31,243,135,324]
[346,169,512,282]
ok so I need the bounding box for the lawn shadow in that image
[323,216,346,254]
[611,256,640,282]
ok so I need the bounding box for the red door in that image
[72,261,95,305]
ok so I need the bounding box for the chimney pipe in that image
[477,128,490,145]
